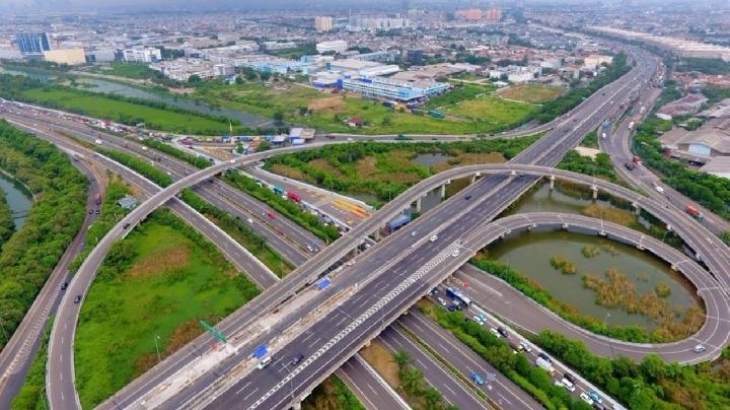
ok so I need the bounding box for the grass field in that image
[22,88,231,134]
[87,62,156,80]
[74,214,258,408]
[498,84,565,104]
[196,81,535,135]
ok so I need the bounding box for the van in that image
[561,378,576,392]
[257,356,272,369]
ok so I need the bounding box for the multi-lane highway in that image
[5,44,712,410]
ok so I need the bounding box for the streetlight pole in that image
[153,334,161,363]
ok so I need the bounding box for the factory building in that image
[337,76,449,102]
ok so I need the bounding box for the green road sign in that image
[200,320,227,343]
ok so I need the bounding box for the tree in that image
[235,76,244,85]
[235,143,244,154]
[393,350,411,367]
[257,141,272,152]
[423,387,442,409]
[272,111,285,122]
[187,74,202,84]
[400,366,424,395]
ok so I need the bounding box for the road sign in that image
[200,320,227,344]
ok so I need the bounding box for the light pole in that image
[153,334,161,363]
[604,311,616,358]
[280,362,295,404]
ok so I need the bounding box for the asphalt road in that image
[335,355,409,410]
[91,46,664,408]
[0,156,101,409]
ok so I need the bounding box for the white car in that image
[452,249,460,258]
[580,392,594,405]
[430,234,438,242]
[693,344,706,353]
[346,260,355,267]
[655,185,664,193]
[560,378,576,392]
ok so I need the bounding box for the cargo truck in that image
[386,213,411,231]
[685,205,703,220]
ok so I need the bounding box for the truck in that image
[685,205,703,220]
[382,100,396,108]
[291,138,305,146]
[94,193,102,206]
[287,191,302,203]
[386,213,411,231]
[428,110,445,119]
[536,357,555,375]
[628,121,635,131]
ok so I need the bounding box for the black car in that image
[465,195,472,200]
[538,352,552,363]
[564,372,576,384]
[73,295,82,304]
[497,326,509,338]
[60,282,68,291]
[290,354,304,366]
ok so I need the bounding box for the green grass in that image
[22,88,231,134]
[87,62,157,80]
[75,212,259,408]
[498,84,565,104]
[195,81,536,135]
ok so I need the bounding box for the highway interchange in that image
[1,43,729,410]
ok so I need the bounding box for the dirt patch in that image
[433,152,505,172]
[378,172,423,184]
[355,156,378,179]
[308,158,345,178]
[126,245,190,279]
[581,204,636,227]
[269,164,308,182]
[360,341,400,389]
[167,87,196,95]
[309,96,346,114]
[498,84,565,104]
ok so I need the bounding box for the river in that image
[0,172,33,229]
[0,66,272,129]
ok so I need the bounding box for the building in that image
[485,6,503,21]
[699,157,730,179]
[43,49,86,65]
[123,47,161,63]
[316,40,348,54]
[315,16,334,32]
[213,64,235,77]
[15,32,50,55]
[661,118,730,160]
[583,55,613,69]
[406,49,424,65]
[456,9,483,21]
[235,58,309,75]
[338,76,450,102]
[657,94,708,120]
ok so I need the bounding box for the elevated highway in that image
[38,46,678,409]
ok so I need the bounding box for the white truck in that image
[536,357,555,375]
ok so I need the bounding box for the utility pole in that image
[153,334,161,363]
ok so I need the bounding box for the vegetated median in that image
[301,376,366,410]
[263,137,539,208]
[418,301,591,410]
[74,209,260,408]
[536,330,730,410]
[0,121,87,352]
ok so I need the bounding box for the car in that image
[95,209,100,214]
[563,373,576,384]
[247,218,254,224]
[430,234,438,242]
[538,352,552,363]
[437,297,447,307]
[73,295,82,304]
[306,244,314,252]
[470,372,484,385]
[60,282,68,291]
[497,326,509,338]
[257,356,272,369]
[346,260,355,267]
[489,328,501,338]
[447,305,457,312]
[477,313,488,323]
[561,378,576,392]
[693,344,706,353]
[588,390,603,404]
[88,209,94,214]
[472,315,484,325]
[411,231,417,237]
[519,340,531,352]
[290,354,304,366]
[123,222,131,229]
[654,185,664,193]
[452,249,460,258]
[580,392,594,405]
[465,195,472,200]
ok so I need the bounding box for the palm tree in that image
[393,350,411,367]
[423,387,442,409]
[400,366,424,396]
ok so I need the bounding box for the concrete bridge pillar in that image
[470,174,477,184]
[440,184,446,199]
[415,197,422,213]
[598,230,606,236]
[549,175,556,190]
[637,245,645,250]
[591,185,598,200]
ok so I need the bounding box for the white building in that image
[123,47,162,63]
[316,40,348,54]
